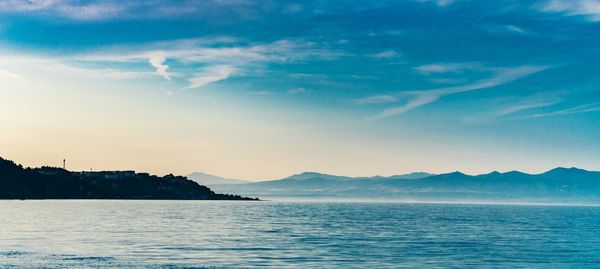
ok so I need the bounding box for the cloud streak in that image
[496,100,560,117]
[0,0,262,21]
[462,93,563,124]
[0,54,153,80]
[74,38,342,89]
[366,65,548,120]
[0,69,20,78]
[40,63,152,80]
[539,0,600,22]
[184,65,236,90]
[354,95,398,104]
[414,62,482,75]
[370,50,400,59]
[521,102,600,119]
[416,0,456,7]
[0,0,126,21]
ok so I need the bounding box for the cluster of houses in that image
[36,166,151,179]
[35,158,164,181]
[78,170,148,179]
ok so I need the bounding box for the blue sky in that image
[0,0,599,179]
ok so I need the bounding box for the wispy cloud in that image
[74,38,341,89]
[416,0,456,7]
[521,102,600,119]
[0,0,126,21]
[414,62,482,75]
[0,54,152,80]
[41,63,152,80]
[354,95,398,104]
[370,94,439,119]
[504,25,527,34]
[366,65,548,120]
[496,100,560,116]
[0,69,20,78]
[251,90,272,96]
[185,65,236,90]
[0,0,261,21]
[463,93,563,124]
[481,24,531,36]
[55,2,124,21]
[539,0,600,22]
[370,50,400,59]
[0,0,56,12]
[429,77,468,85]
[148,52,172,80]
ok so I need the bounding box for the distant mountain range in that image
[208,169,600,203]
[186,171,434,186]
[187,172,250,185]
[188,171,434,186]
[5,152,599,203]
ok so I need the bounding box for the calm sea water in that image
[1,200,600,268]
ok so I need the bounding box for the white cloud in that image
[540,0,600,22]
[3,38,341,91]
[354,95,397,104]
[185,65,236,89]
[369,94,438,120]
[0,1,251,21]
[504,25,527,34]
[496,100,559,116]
[0,69,20,78]
[522,102,600,119]
[416,0,455,7]
[463,94,562,124]
[481,24,531,36]
[0,0,274,22]
[55,2,124,20]
[0,54,151,80]
[414,62,482,74]
[41,63,151,80]
[370,50,400,59]
[77,39,341,65]
[148,52,171,80]
[366,65,548,120]
[0,0,58,12]
[0,0,126,21]
[73,38,341,89]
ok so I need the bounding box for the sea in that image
[1,200,599,268]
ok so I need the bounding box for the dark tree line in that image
[0,157,258,200]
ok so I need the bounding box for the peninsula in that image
[0,157,258,200]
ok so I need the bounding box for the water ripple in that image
[1,201,599,268]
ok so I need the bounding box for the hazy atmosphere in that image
[3,1,600,269]
[1,0,599,180]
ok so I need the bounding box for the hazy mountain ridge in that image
[187,172,250,185]
[210,168,600,202]
[189,171,434,189]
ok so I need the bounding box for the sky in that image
[1,0,599,180]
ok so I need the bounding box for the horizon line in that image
[3,156,596,182]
